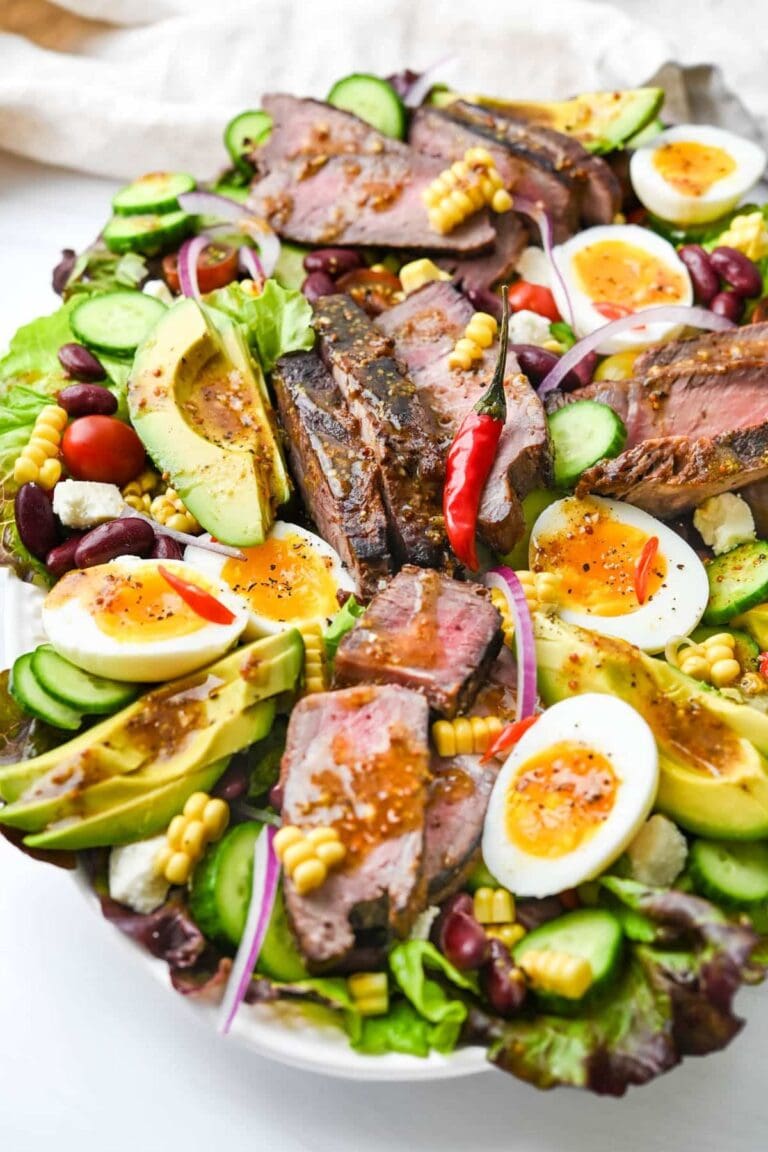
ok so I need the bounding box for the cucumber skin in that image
[548,400,627,489]
[327,74,406,139]
[9,654,83,731]
[514,909,624,1014]
[689,838,768,905]
[103,211,192,257]
[112,173,196,217]
[31,646,138,715]
[71,291,167,357]
[703,541,768,626]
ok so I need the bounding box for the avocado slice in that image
[0,631,303,848]
[128,297,290,546]
[732,604,768,652]
[429,87,664,154]
[534,612,768,839]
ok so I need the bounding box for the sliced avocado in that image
[273,242,311,292]
[534,613,768,838]
[0,631,303,848]
[128,298,290,546]
[733,604,768,652]
[430,87,664,154]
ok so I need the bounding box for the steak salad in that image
[3,68,768,1095]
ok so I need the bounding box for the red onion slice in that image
[177,235,209,301]
[238,219,281,278]
[485,567,537,722]
[537,305,736,398]
[403,56,458,108]
[510,195,575,329]
[119,508,246,560]
[178,191,247,221]
[238,245,265,286]
[218,824,280,1033]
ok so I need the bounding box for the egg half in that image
[529,495,708,653]
[183,521,355,640]
[42,557,249,682]
[551,224,693,353]
[482,694,659,898]
[630,124,766,226]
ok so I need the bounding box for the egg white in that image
[630,124,766,226]
[530,496,709,653]
[42,556,249,682]
[183,521,355,640]
[482,693,659,898]
[551,224,693,353]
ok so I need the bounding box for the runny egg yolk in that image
[222,533,338,623]
[532,505,667,616]
[505,740,618,859]
[652,140,737,198]
[572,239,688,314]
[45,567,210,641]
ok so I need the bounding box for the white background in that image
[3,2,768,1144]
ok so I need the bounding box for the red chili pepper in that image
[594,302,633,321]
[759,652,768,678]
[159,565,236,625]
[633,535,659,606]
[443,287,510,570]
[481,714,539,764]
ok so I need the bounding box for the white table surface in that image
[2,149,768,1152]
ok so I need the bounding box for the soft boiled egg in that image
[482,694,659,898]
[183,521,355,639]
[42,557,249,682]
[630,124,766,226]
[551,224,693,353]
[529,495,708,653]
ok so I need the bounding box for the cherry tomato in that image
[507,281,561,322]
[336,267,402,316]
[61,416,145,486]
[162,242,239,295]
[158,565,236,625]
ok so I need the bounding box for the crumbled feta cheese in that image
[109,835,170,914]
[714,211,768,262]
[693,493,756,556]
[143,279,175,305]
[516,246,551,288]
[409,905,441,941]
[52,479,124,529]
[627,815,688,888]
[509,309,552,348]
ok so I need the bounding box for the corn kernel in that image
[705,644,735,665]
[38,458,62,489]
[491,188,513,213]
[165,852,193,886]
[518,949,592,998]
[486,923,526,949]
[679,655,710,681]
[454,337,482,360]
[702,633,735,650]
[473,887,495,924]
[315,840,346,868]
[13,458,39,484]
[710,658,742,687]
[167,814,187,851]
[399,258,451,296]
[447,349,474,371]
[154,845,173,878]
[183,792,209,821]
[202,798,229,839]
[43,405,68,429]
[492,888,515,924]
[181,819,206,858]
[34,424,61,447]
[273,825,304,858]
[292,857,327,895]
[465,322,495,349]
[465,146,494,167]
[348,972,387,998]
[447,189,475,217]
[305,827,339,847]
[25,443,49,468]
[283,840,316,872]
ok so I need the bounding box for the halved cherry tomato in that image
[759,652,768,678]
[162,242,239,295]
[61,416,145,486]
[507,281,561,323]
[481,714,539,764]
[595,302,633,322]
[633,535,659,606]
[158,565,236,625]
[336,267,402,316]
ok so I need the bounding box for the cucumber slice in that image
[690,625,759,672]
[704,541,768,626]
[71,290,167,357]
[690,838,768,904]
[103,210,191,257]
[514,908,623,1010]
[10,654,83,731]
[327,74,406,139]
[31,646,139,715]
[224,111,273,175]
[189,821,308,981]
[547,400,628,489]
[273,242,311,292]
[112,172,196,216]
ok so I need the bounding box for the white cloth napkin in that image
[0,0,673,180]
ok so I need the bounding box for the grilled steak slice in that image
[377,281,551,553]
[577,425,768,515]
[313,294,449,569]
[334,566,503,717]
[271,351,392,598]
[410,105,577,240]
[436,211,529,296]
[424,755,499,903]
[280,684,430,968]
[633,321,768,375]
[256,93,405,168]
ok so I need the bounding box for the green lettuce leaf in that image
[324,596,365,664]
[204,279,315,372]
[389,940,476,1053]
[346,998,445,1058]
[61,244,148,301]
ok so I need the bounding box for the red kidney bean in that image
[57,383,117,417]
[465,285,502,320]
[14,483,59,561]
[45,534,85,577]
[57,342,106,382]
[569,351,599,390]
[74,517,155,568]
[440,910,488,970]
[510,343,583,392]
[150,532,184,561]
[480,939,527,1016]
[301,271,337,303]
[678,244,720,305]
[710,290,744,323]
[710,246,762,298]
[303,248,363,277]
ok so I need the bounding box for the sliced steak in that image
[377,281,551,553]
[334,566,503,717]
[633,321,768,375]
[271,351,392,598]
[280,684,430,968]
[577,425,768,516]
[313,294,449,569]
[424,754,499,903]
[256,93,405,168]
[435,211,529,296]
